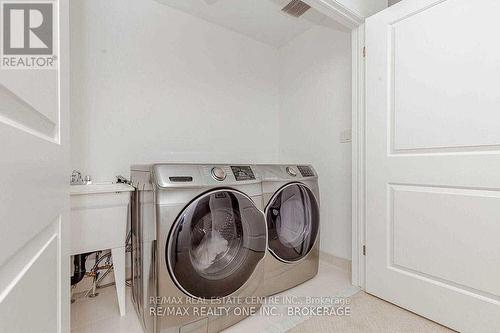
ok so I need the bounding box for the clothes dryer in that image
[256,164,320,296]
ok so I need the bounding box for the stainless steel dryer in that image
[256,164,320,296]
[130,164,267,333]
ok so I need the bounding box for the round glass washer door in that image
[167,189,267,299]
[266,183,319,263]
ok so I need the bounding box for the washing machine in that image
[256,164,320,296]
[130,164,267,333]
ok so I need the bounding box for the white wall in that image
[278,26,352,259]
[70,0,280,182]
[71,1,352,260]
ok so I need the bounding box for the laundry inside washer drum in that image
[168,190,265,299]
[189,206,244,278]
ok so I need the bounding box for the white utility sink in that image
[70,182,135,196]
[70,182,134,316]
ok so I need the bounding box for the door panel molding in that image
[0,219,61,332]
[0,84,58,141]
[387,0,500,153]
[0,219,59,302]
[388,184,500,298]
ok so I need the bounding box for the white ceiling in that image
[154,0,347,48]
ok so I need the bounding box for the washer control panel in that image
[297,165,315,177]
[231,166,256,181]
[211,167,226,181]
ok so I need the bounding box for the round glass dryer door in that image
[167,189,266,299]
[266,183,319,262]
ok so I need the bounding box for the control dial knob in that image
[211,167,226,181]
[286,167,297,177]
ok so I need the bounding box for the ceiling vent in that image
[281,0,311,17]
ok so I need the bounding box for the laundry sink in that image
[70,182,134,316]
[70,182,134,196]
[70,182,134,254]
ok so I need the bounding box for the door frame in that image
[305,0,367,288]
[350,24,365,289]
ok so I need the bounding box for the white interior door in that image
[365,0,500,332]
[0,1,70,332]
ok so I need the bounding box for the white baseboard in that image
[319,251,352,273]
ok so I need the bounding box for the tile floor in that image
[71,286,142,333]
[71,261,448,333]
[223,262,357,333]
[71,261,352,333]
[288,292,454,333]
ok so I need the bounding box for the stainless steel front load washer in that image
[256,164,320,296]
[130,164,267,333]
